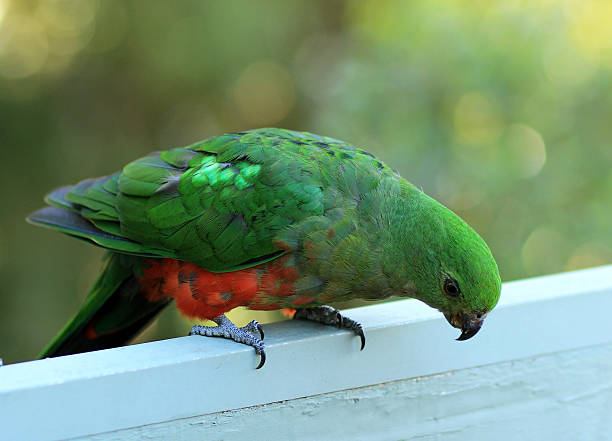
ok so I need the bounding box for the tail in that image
[40,253,171,358]
[27,181,173,358]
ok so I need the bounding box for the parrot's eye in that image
[443,278,461,297]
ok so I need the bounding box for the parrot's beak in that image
[444,312,485,341]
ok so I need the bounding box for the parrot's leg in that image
[189,314,266,369]
[294,306,366,350]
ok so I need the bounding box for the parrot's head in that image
[397,193,501,341]
[436,220,501,341]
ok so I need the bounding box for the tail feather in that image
[44,186,79,211]
[40,253,171,358]
[27,206,159,256]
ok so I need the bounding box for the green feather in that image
[117,175,160,197]
[160,147,197,168]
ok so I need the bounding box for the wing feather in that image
[30,128,396,272]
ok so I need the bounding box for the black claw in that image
[347,321,366,350]
[256,350,266,369]
[338,316,366,350]
[357,327,366,350]
[258,324,265,340]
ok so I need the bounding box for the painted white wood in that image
[1,265,612,441]
[75,343,612,441]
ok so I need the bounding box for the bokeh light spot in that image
[0,0,8,28]
[0,14,48,78]
[36,0,97,56]
[0,0,99,79]
[502,123,546,178]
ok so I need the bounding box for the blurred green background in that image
[1,0,611,364]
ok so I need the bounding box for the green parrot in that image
[28,128,501,368]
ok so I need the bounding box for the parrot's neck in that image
[375,181,460,302]
[312,180,443,302]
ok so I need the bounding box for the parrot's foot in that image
[189,314,266,369]
[294,305,366,350]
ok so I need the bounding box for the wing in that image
[28,128,398,272]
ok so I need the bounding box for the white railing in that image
[2,265,612,441]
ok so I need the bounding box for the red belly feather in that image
[137,255,308,320]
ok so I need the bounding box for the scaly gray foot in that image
[294,305,366,350]
[189,314,266,369]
